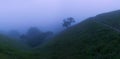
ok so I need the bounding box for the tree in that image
[63,17,75,28]
[26,27,42,37]
[25,27,43,47]
[21,27,53,47]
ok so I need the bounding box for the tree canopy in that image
[63,17,75,28]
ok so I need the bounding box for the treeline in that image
[5,17,76,47]
[7,27,53,47]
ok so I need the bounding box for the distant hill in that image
[34,10,120,59]
[1,10,120,59]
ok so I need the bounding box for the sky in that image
[0,0,120,33]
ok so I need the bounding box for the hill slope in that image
[0,34,32,59]
[34,10,120,59]
[1,10,120,59]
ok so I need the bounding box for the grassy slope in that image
[34,11,120,59]
[95,10,120,30]
[1,10,120,59]
[0,34,33,59]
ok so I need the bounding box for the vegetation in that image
[34,10,120,59]
[0,34,31,59]
[20,27,53,47]
[0,10,120,59]
[63,17,75,28]
[35,19,120,59]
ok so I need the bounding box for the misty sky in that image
[0,0,120,33]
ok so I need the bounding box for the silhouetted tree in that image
[63,17,75,28]
[25,27,43,47]
[26,27,42,37]
[21,27,53,47]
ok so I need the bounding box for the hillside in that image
[0,10,120,59]
[33,10,120,59]
[0,34,32,59]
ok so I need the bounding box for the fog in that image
[0,0,120,33]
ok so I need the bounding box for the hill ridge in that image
[34,10,120,59]
[93,20,120,33]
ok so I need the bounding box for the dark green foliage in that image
[34,10,120,59]
[0,34,31,59]
[1,10,120,59]
[25,27,44,47]
[20,27,53,47]
[95,10,120,30]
